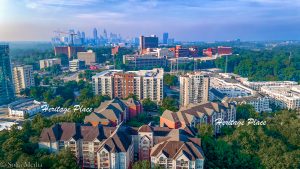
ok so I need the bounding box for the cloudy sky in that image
[0,0,300,41]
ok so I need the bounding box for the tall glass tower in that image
[0,44,14,105]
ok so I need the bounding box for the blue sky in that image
[0,0,300,41]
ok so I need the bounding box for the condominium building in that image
[13,65,35,94]
[39,123,205,169]
[210,77,255,98]
[92,68,164,103]
[139,35,158,54]
[39,58,61,69]
[222,93,272,113]
[180,72,210,107]
[77,50,97,65]
[69,59,85,72]
[0,44,15,105]
[160,101,236,134]
[261,85,300,110]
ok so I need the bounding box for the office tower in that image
[77,50,97,65]
[81,31,86,43]
[139,35,158,54]
[180,72,210,107]
[175,45,189,57]
[103,29,108,39]
[93,28,98,40]
[13,65,35,94]
[54,46,85,59]
[0,44,14,105]
[163,32,169,44]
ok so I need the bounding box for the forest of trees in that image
[215,45,300,82]
[198,108,300,169]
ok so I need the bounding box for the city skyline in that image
[1,0,300,41]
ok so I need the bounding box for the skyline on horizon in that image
[1,0,300,41]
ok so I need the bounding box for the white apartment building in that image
[261,85,300,110]
[180,72,210,107]
[69,59,85,72]
[92,68,164,103]
[241,80,297,91]
[222,93,272,113]
[210,77,255,98]
[13,65,35,94]
[8,99,47,118]
[39,58,61,69]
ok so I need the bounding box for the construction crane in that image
[53,30,77,46]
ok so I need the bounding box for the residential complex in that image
[39,123,205,169]
[39,58,61,69]
[222,93,272,112]
[13,65,35,94]
[180,72,210,107]
[77,50,97,65]
[0,44,15,105]
[260,85,300,110]
[241,80,298,91]
[92,68,164,103]
[84,98,142,126]
[160,101,236,134]
[8,98,47,118]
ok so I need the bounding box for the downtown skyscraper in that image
[0,44,14,105]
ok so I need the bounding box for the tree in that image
[236,104,257,120]
[197,124,214,138]
[164,74,178,86]
[142,98,157,112]
[133,160,150,169]
[159,97,178,113]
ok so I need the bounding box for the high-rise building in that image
[13,65,35,94]
[163,32,169,44]
[69,59,86,72]
[54,46,85,59]
[180,72,210,107]
[93,28,98,41]
[139,35,158,54]
[175,45,189,58]
[0,44,14,105]
[92,68,164,103]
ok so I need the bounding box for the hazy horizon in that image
[1,0,300,41]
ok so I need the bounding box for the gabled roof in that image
[39,123,116,142]
[150,140,204,161]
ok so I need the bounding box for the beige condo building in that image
[13,65,35,94]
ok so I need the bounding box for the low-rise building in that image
[241,80,297,91]
[40,58,61,69]
[69,59,85,72]
[8,99,47,118]
[261,85,300,110]
[123,54,167,69]
[160,101,236,134]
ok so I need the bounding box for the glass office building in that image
[0,44,14,105]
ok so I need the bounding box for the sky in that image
[0,0,300,41]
